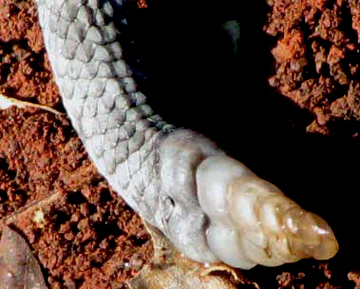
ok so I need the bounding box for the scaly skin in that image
[35,0,222,263]
[35,0,339,268]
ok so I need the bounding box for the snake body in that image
[35,0,339,269]
[35,0,222,263]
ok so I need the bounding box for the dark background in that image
[116,0,360,282]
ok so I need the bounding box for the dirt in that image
[0,1,152,288]
[0,0,359,288]
[265,0,360,136]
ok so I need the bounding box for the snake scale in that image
[35,0,339,269]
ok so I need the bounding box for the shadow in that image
[114,0,360,277]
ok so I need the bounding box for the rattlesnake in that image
[35,0,338,269]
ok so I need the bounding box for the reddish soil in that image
[265,0,360,136]
[0,0,359,288]
[0,1,152,288]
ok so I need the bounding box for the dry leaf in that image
[127,221,259,289]
[0,93,62,115]
[0,225,47,289]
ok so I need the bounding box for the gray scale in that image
[85,25,104,44]
[57,15,71,39]
[95,9,106,26]
[48,9,60,32]
[127,150,142,175]
[60,76,75,99]
[88,78,106,98]
[70,97,86,120]
[35,0,224,264]
[83,94,98,117]
[73,78,90,99]
[50,0,66,16]
[114,93,130,111]
[63,0,86,22]
[107,42,123,59]
[87,0,100,10]
[112,59,130,77]
[80,60,100,79]
[125,107,143,122]
[105,104,126,128]
[90,132,105,157]
[104,127,120,149]
[97,62,114,78]
[114,162,131,188]
[98,91,116,116]
[103,22,117,43]
[62,37,79,59]
[121,76,137,94]
[76,5,93,31]
[92,116,108,135]
[136,119,150,133]
[128,132,145,154]
[75,41,96,62]
[134,91,147,106]
[103,147,117,174]
[118,122,135,140]
[93,45,114,62]
[138,104,154,118]
[80,115,95,137]
[102,1,114,17]
[66,58,83,79]
[114,141,128,164]
[94,113,109,134]
[66,20,86,43]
